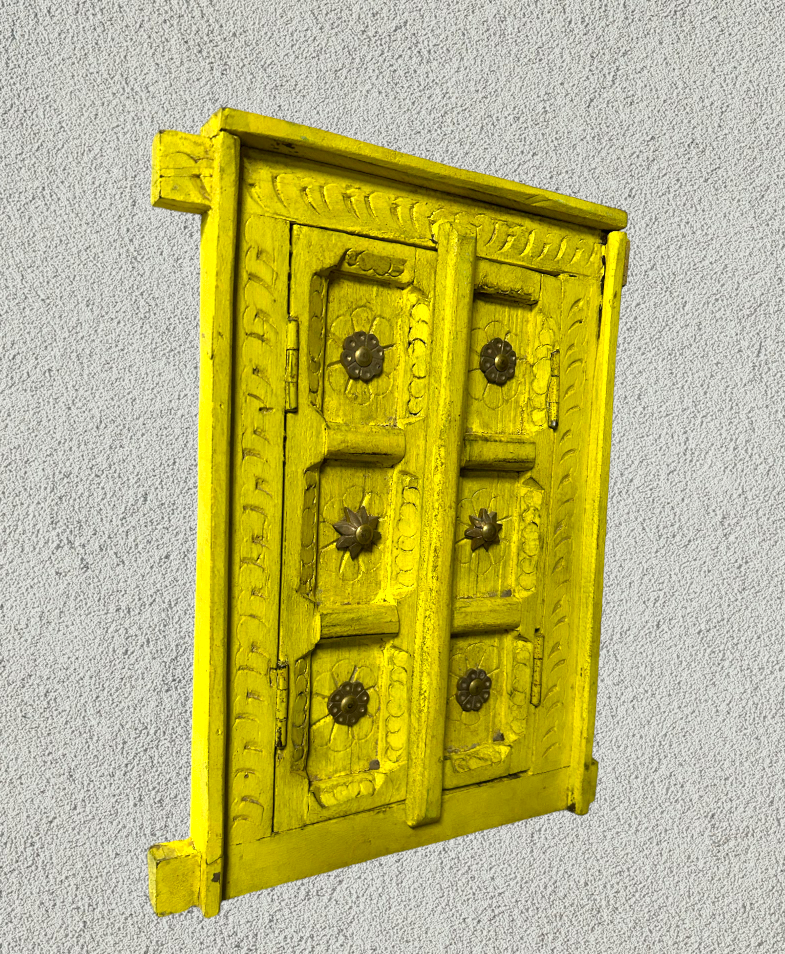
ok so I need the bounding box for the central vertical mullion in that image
[406,222,476,828]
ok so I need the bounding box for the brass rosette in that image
[340,330,385,382]
[480,337,516,385]
[328,681,370,726]
[456,668,492,712]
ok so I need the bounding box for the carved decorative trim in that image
[517,477,544,593]
[244,155,604,279]
[407,298,430,417]
[151,130,214,213]
[227,213,288,846]
[536,293,589,770]
[449,742,511,774]
[384,647,409,763]
[291,656,310,770]
[394,473,420,590]
[530,309,560,429]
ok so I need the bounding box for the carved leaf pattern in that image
[229,214,286,843]
[305,643,409,811]
[453,483,513,599]
[246,162,604,278]
[445,636,508,774]
[536,294,588,770]
[446,637,501,733]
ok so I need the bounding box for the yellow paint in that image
[148,109,629,917]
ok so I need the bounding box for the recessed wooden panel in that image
[443,629,534,790]
[316,462,390,606]
[303,635,410,825]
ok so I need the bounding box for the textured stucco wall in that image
[3,1,784,951]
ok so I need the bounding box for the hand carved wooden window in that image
[146,108,629,918]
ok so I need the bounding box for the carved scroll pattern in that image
[384,646,409,763]
[343,248,407,279]
[517,477,544,594]
[535,294,589,771]
[450,743,510,774]
[530,308,559,429]
[228,215,286,843]
[393,473,420,590]
[245,162,604,279]
[508,636,533,738]
[407,297,430,417]
[291,655,311,772]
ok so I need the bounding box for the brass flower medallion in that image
[480,337,517,385]
[328,680,370,726]
[464,508,502,551]
[456,668,492,712]
[340,330,385,382]
[332,505,381,560]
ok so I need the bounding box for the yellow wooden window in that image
[146,109,629,918]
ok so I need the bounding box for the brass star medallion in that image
[332,505,381,560]
[464,508,503,551]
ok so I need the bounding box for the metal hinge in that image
[547,350,560,430]
[531,632,544,706]
[285,319,299,412]
[274,661,289,749]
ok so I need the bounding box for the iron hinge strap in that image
[531,632,544,707]
[285,318,299,413]
[275,661,289,749]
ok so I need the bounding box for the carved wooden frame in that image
[146,110,629,918]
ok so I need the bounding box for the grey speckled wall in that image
[3,1,783,951]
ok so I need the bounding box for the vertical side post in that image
[190,131,240,914]
[406,223,476,828]
[569,230,629,814]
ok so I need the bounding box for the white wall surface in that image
[3,1,784,951]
